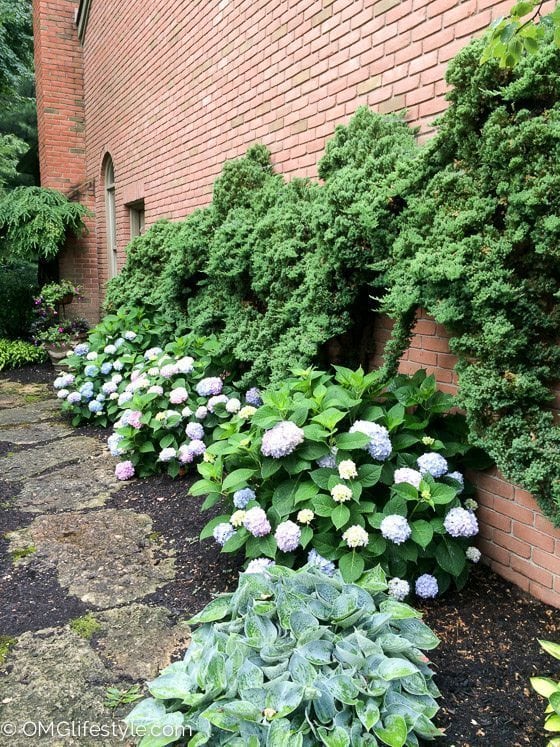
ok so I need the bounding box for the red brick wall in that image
[33,0,100,320]
[77,0,527,286]
[373,311,560,608]
[34,0,559,606]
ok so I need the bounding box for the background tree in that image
[0,0,36,194]
[483,1,560,66]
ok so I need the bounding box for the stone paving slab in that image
[0,399,59,427]
[7,509,175,608]
[0,605,191,747]
[0,381,52,409]
[0,379,192,746]
[0,627,127,747]
[0,436,104,481]
[93,604,190,681]
[16,460,121,513]
[0,421,74,445]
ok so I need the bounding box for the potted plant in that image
[37,318,89,368]
[39,279,81,309]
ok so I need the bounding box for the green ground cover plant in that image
[69,613,101,640]
[0,338,46,370]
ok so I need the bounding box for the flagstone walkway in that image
[0,379,190,746]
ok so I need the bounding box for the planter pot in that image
[60,293,74,305]
[43,334,88,369]
[44,343,73,369]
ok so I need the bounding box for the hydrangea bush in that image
[125,564,442,746]
[108,354,239,478]
[194,367,488,595]
[55,307,241,478]
[55,307,165,426]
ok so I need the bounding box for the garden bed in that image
[110,471,557,746]
[1,364,556,746]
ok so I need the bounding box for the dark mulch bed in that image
[0,365,557,746]
[106,474,243,617]
[420,566,556,746]
[0,534,90,636]
[0,361,56,385]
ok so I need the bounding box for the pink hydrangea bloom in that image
[115,461,135,480]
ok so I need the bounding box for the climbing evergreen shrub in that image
[106,120,416,387]
[382,34,560,524]
[104,210,215,329]
[104,32,560,524]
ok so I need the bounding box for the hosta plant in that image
[531,640,560,746]
[0,338,47,371]
[125,564,442,746]
[195,367,489,595]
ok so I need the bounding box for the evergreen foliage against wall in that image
[106,35,560,524]
[383,35,560,523]
[106,117,417,385]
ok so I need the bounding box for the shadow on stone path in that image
[0,379,191,746]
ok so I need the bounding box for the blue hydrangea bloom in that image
[349,420,392,461]
[84,365,99,378]
[233,487,256,509]
[196,377,223,397]
[261,421,304,458]
[443,507,479,538]
[186,422,204,441]
[107,432,124,457]
[245,387,263,406]
[118,391,133,406]
[100,362,113,375]
[446,470,464,493]
[73,343,89,356]
[88,400,103,413]
[380,514,412,545]
[316,447,338,469]
[417,452,448,478]
[415,574,439,599]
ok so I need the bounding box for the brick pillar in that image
[33,0,100,322]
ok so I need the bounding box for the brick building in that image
[33,0,559,606]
